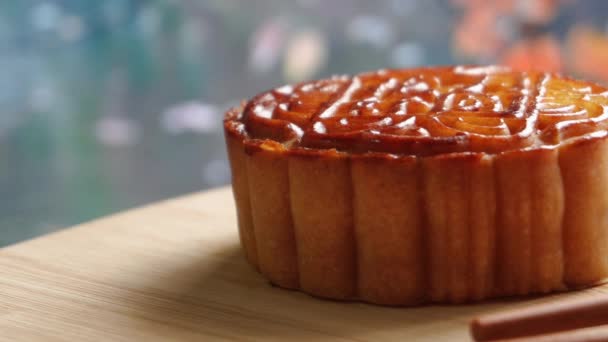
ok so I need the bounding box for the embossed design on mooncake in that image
[242,66,608,154]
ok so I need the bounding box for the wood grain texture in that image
[1,186,608,342]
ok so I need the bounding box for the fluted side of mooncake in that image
[226,127,608,305]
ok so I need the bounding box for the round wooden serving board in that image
[1,186,607,341]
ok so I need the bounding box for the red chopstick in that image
[491,325,608,342]
[470,295,608,341]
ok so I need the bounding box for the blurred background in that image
[2,0,608,246]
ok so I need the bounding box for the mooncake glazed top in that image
[225,65,608,156]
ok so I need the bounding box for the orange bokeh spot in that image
[501,35,563,73]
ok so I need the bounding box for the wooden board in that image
[2,186,608,341]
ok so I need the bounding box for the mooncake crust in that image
[224,66,608,305]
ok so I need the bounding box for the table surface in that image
[2,186,608,341]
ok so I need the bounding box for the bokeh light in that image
[3,0,608,246]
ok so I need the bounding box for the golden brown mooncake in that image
[223,65,608,305]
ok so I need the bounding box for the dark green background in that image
[1,0,603,246]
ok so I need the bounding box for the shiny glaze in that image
[234,66,608,155]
